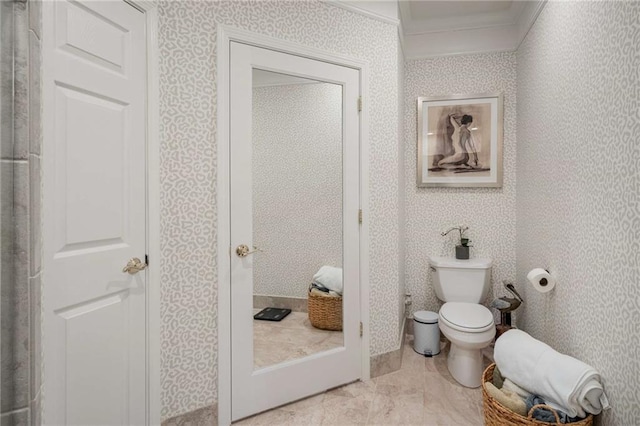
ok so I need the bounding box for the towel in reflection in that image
[312,266,343,295]
[310,283,340,298]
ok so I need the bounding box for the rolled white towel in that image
[494,329,608,418]
[312,266,343,294]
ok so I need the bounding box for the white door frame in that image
[216,26,371,426]
[41,1,161,424]
[131,2,161,424]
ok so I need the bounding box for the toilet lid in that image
[439,303,494,330]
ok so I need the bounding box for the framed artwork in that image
[417,93,503,187]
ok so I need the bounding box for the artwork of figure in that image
[418,94,503,187]
[436,113,484,171]
[426,103,491,177]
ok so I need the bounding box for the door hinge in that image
[358,209,363,224]
[145,254,149,266]
[357,96,362,112]
[360,322,363,337]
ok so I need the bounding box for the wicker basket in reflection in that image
[308,290,342,331]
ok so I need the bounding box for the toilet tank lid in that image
[429,256,492,269]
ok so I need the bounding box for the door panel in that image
[55,85,128,251]
[63,292,129,426]
[56,0,129,73]
[43,1,147,424]
[230,43,361,421]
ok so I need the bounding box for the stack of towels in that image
[310,266,343,298]
[489,329,609,424]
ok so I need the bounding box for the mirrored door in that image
[252,69,344,370]
[230,43,361,421]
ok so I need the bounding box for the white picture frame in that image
[417,93,504,187]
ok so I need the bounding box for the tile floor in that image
[238,334,490,425]
[253,310,343,369]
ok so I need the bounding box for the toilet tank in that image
[429,256,492,303]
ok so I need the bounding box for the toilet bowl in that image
[438,302,495,388]
[429,256,495,388]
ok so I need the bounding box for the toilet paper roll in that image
[527,268,555,293]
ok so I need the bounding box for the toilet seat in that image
[439,302,494,333]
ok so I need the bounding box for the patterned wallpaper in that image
[158,1,400,419]
[516,2,640,425]
[252,83,342,299]
[403,53,517,319]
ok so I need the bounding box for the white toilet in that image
[429,256,495,388]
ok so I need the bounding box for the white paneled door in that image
[229,42,362,421]
[42,1,148,425]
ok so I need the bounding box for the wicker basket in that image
[482,363,593,426]
[308,290,342,331]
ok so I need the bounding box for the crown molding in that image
[397,19,407,61]
[323,1,400,27]
[398,0,412,31]
[403,25,517,60]
[402,0,546,60]
[516,0,547,49]
[321,0,546,60]
[403,1,527,35]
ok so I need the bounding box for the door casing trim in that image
[216,26,371,426]
[130,2,161,425]
[41,1,160,424]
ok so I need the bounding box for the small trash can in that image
[413,310,440,356]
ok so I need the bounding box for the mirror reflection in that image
[252,69,344,370]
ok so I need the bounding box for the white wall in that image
[403,53,517,318]
[516,2,640,425]
[157,1,401,419]
[252,83,342,299]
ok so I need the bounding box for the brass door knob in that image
[236,244,263,257]
[122,257,147,274]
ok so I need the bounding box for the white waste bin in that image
[413,310,440,356]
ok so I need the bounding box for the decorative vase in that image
[455,245,469,260]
